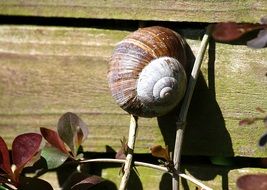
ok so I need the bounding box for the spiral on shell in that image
[107,26,188,117]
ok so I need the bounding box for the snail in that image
[107,26,188,118]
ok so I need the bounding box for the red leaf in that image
[212,22,265,42]
[71,175,104,190]
[237,174,267,190]
[40,128,68,154]
[239,118,256,126]
[115,137,127,159]
[0,137,12,176]
[19,176,53,190]
[116,149,127,160]
[12,133,42,177]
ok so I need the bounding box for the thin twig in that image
[80,158,212,190]
[172,29,211,190]
[119,115,138,190]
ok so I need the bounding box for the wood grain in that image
[0,25,266,158]
[0,0,266,23]
[38,166,267,190]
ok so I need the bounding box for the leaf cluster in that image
[211,15,267,48]
[0,112,103,190]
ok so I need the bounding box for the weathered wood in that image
[0,0,266,23]
[181,166,267,190]
[0,25,266,158]
[38,166,267,190]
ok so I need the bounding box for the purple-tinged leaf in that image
[237,174,267,190]
[61,172,91,190]
[71,175,104,190]
[40,127,68,154]
[247,29,267,48]
[41,146,69,169]
[0,137,12,176]
[115,149,126,160]
[115,137,127,159]
[24,151,43,170]
[57,112,88,156]
[12,133,42,177]
[19,176,53,190]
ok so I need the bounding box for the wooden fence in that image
[0,1,266,189]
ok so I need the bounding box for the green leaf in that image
[41,146,69,169]
[57,112,88,157]
[0,185,9,190]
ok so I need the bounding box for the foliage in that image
[212,18,267,189]
[41,112,88,169]
[0,133,52,189]
[150,145,174,172]
[237,174,267,190]
[211,18,267,188]
[236,108,267,189]
[239,108,267,148]
[115,137,127,160]
[0,112,103,190]
[1,16,266,188]
[212,15,267,48]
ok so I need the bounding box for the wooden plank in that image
[181,166,267,190]
[0,0,266,23]
[0,25,266,157]
[38,166,267,190]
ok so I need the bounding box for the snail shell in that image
[107,26,188,117]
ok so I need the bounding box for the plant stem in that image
[172,29,211,190]
[119,115,138,190]
[80,158,212,190]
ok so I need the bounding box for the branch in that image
[80,158,212,190]
[172,29,211,190]
[119,115,138,190]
